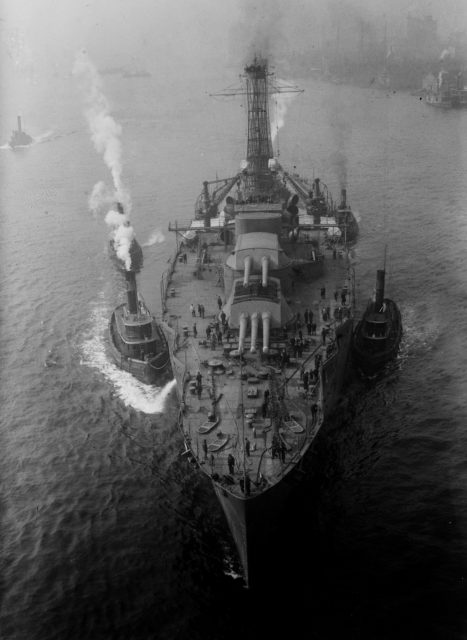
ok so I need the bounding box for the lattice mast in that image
[244,58,274,196]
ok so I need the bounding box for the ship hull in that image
[109,313,173,386]
[161,57,359,587]
[353,300,402,375]
[213,470,300,587]
[211,315,353,587]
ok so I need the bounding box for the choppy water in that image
[1,68,467,640]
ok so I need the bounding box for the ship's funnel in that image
[340,189,347,209]
[125,270,138,315]
[375,269,385,311]
[203,181,211,228]
[261,256,269,287]
[314,178,321,198]
[250,312,259,353]
[116,201,124,214]
[238,312,248,353]
[262,311,271,354]
[17,116,22,132]
[243,256,252,286]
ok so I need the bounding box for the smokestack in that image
[340,189,347,209]
[250,312,259,353]
[125,270,139,315]
[203,181,211,228]
[116,202,124,214]
[375,269,385,311]
[314,178,321,198]
[261,256,269,287]
[17,116,22,132]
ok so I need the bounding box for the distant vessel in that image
[161,57,358,587]
[109,203,144,273]
[99,66,125,76]
[9,116,33,148]
[353,265,402,375]
[122,62,151,78]
[109,269,173,385]
[423,69,467,108]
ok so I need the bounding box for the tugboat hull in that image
[109,313,173,385]
[353,301,402,374]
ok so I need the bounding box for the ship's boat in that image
[109,269,173,385]
[353,267,402,375]
[9,116,33,148]
[109,202,144,273]
[161,57,357,587]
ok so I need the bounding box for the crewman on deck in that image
[245,438,251,457]
[245,474,251,496]
[228,453,235,475]
[280,442,286,463]
[202,438,208,459]
[311,403,318,424]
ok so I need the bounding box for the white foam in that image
[80,301,176,414]
[34,130,54,143]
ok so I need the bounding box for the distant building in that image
[406,14,439,59]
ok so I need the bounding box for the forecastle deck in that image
[161,230,354,499]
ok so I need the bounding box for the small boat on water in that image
[353,265,402,375]
[9,116,33,148]
[109,269,173,385]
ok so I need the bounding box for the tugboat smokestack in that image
[125,270,139,315]
[375,269,385,311]
[17,116,22,132]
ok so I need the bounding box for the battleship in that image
[353,265,402,375]
[9,116,33,148]
[109,268,173,385]
[160,58,358,586]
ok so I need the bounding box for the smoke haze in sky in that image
[3,0,466,84]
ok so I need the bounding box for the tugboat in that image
[353,264,402,375]
[109,202,144,273]
[9,116,33,148]
[109,268,173,385]
[161,57,357,587]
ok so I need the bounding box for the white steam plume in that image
[73,50,130,211]
[143,230,166,246]
[271,87,297,144]
[113,221,135,271]
[105,208,130,228]
[88,180,117,214]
